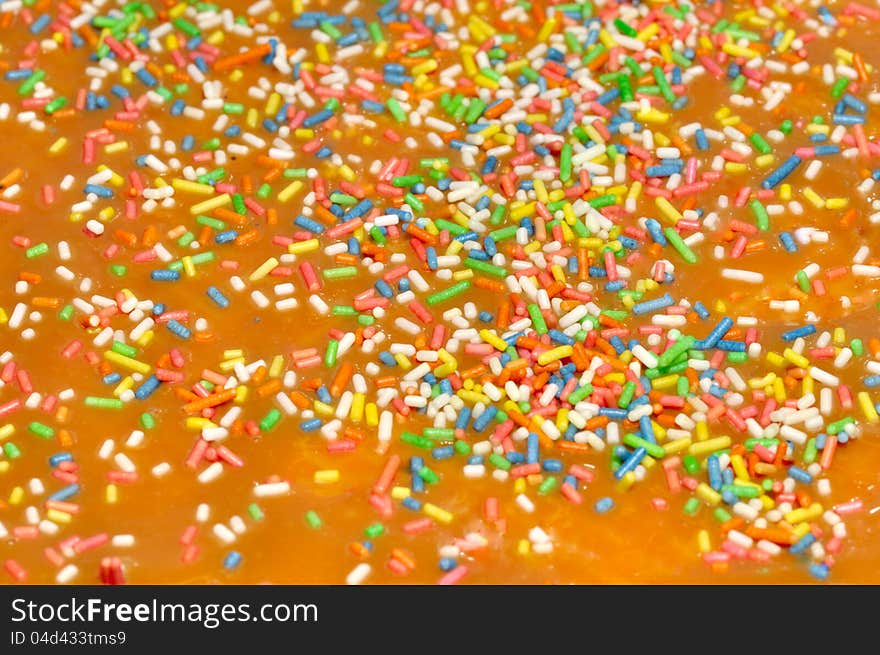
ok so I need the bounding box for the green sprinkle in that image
[538,476,558,495]
[749,199,770,231]
[623,434,665,459]
[111,341,138,358]
[324,340,339,367]
[259,408,281,432]
[418,467,439,484]
[617,381,636,408]
[247,503,264,521]
[305,510,323,529]
[567,383,593,404]
[560,143,572,182]
[426,281,471,305]
[489,453,512,471]
[749,133,772,155]
[664,227,698,264]
[713,508,732,523]
[401,432,433,449]
[796,270,810,293]
[658,335,695,368]
[84,397,124,410]
[827,417,853,435]
[196,214,226,230]
[803,438,818,464]
[322,266,358,280]
[423,427,454,440]
[831,77,849,98]
[364,523,385,538]
[28,422,55,439]
[319,19,342,39]
[463,258,506,278]
[24,243,49,259]
[392,175,422,187]
[18,69,45,96]
[528,304,548,335]
[386,97,407,122]
[172,17,200,37]
[653,65,676,103]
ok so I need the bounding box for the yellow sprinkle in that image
[688,436,732,457]
[390,486,410,500]
[722,43,758,58]
[277,180,303,203]
[287,238,319,255]
[480,329,508,351]
[135,329,154,348]
[662,437,692,455]
[730,454,750,481]
[249,257,279,282]
[423,502,454,524]
[181,255,196,278]
[47,508,73,524]
[313,401,334,418]
[696,483,722,505]
[782,348,810,368]
[314,470,340,484]
[8,486,24,504]
[185,417,215,431]
[49,137,69,155]
[537,346,573,366]
[173,179,216,195]
[537,17,556,42]
[802,186,825,209]
[103,351,151,375]
[365,402,379,427]
[655,196,682,224]
[615,471,636,492]
[784,503,823,524]
[698,530,712,553]
[268,355,285,378]
[858,391,879,423]
[190,193,231,215]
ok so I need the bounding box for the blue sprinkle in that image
[151,269,180,281]
[166,320,191,339]
[207,286,230,308]
[595,497,614,513]
[49,453,73,467]
[781,325,816,341]
[48,484,80,502]
[134,375,161,400]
